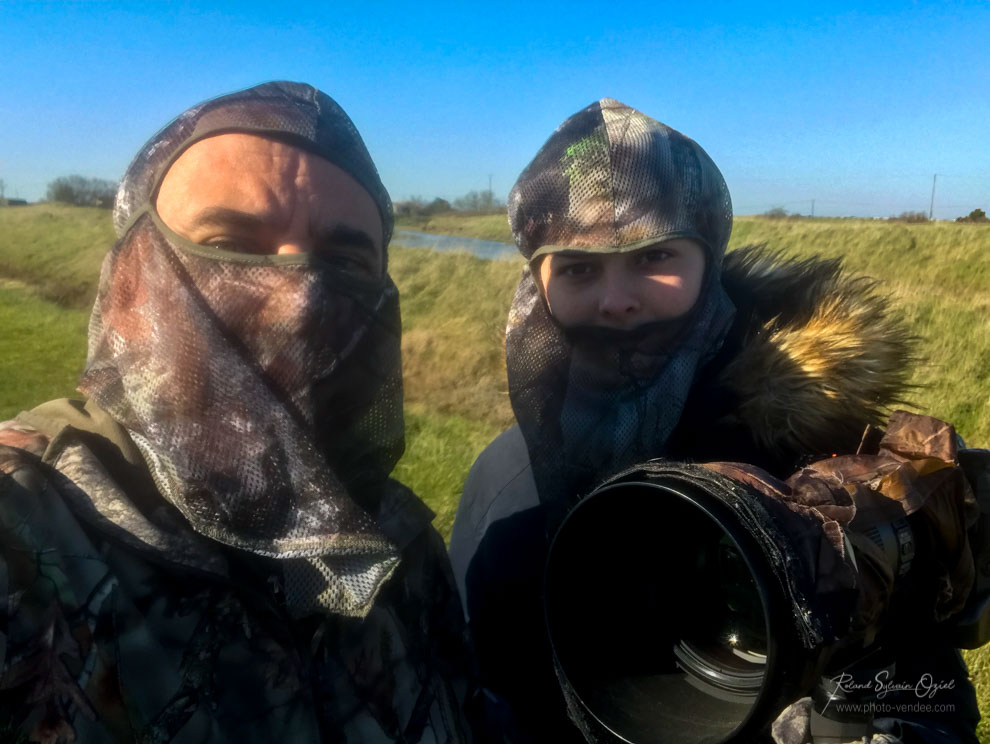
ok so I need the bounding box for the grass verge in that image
[0,280,89,419]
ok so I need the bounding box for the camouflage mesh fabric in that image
[508,98,732,261]
[79,82,403,617]
[505,99,736,514]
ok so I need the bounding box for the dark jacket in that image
[0,398,474,743]
[449,247,981,743]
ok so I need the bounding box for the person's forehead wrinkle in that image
[186,206,274,233]
[246,142,301,225]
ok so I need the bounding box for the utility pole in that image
[811,199,815,218]
[929,174,937,220]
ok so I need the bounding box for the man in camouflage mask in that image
[0,82,473,742]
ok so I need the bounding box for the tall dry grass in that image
[0,204,112,309]
[727,218,990,446]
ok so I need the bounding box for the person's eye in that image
[323,248,377,277]
[557,262,596,278]
[205,237,265,255]
[638,249,674,265]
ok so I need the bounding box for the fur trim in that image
[718,245,914,462]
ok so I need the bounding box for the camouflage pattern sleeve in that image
[0,441,104,742]
[0,432,475,743]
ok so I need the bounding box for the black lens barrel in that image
[545,469,823,744]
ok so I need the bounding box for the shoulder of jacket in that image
[454,427,539,541]
[464,427,534,502]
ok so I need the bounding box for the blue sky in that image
[1,0,988,218]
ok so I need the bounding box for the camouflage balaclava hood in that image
[505,98,736,517]
[80,82,408,617]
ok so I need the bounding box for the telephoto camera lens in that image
[545,472,814,744]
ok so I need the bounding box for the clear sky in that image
[1,0,988,218]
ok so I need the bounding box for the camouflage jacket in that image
[0,399,474,743]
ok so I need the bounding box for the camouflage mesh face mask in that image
[505,99,737,517]
[80,82,404,617]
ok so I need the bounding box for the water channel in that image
[392,230,518,261]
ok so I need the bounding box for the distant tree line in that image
[759,206,820,220]
[956,208,988,224]
[394,197,451,218]
[888,211,930,223]
[394,189,505,218]
[46,175,117,208]
[452,189,503,212]
[759,206,989,223]
[887,209,989,224]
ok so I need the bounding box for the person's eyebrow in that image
[184,206,270,232]
[313,224,383,273]
[554,250,598,259]
[315,224,378,253]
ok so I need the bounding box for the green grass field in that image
[3,204,990,734]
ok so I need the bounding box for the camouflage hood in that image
[508,97,732,261]
[79,82,409,618]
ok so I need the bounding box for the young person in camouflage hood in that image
[448,99,983,743]
[0,82,474,742]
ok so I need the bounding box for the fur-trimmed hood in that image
[670,244,914,474]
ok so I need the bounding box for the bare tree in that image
[453,189,503,213]
[46,175,117,208]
